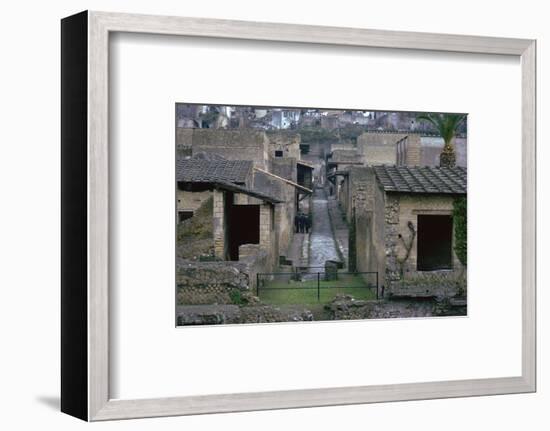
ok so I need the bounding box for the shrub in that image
[453,197,467,266]
[229,290,245,305]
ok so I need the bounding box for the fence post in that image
[317,272,320,302]
[256,273,259,297]
[376,272,379,300]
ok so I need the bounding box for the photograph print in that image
[176,105,467,326]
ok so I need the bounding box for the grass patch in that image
[258,273,377,306]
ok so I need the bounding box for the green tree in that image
[417,113,466,167]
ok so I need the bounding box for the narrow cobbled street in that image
[308,187,340,268]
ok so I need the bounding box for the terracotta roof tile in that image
[373,165,467,194]
[176,159,252,184]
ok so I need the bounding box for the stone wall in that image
[176,259,251,305]
[383,193,466,297]
[177,195,215,260]
[396,135,422,166]
[357,131,421,165]
[177,189,211,213]
[176,127,193,157]
[176,304,314,325]
[347,167,386,280]
[271,158,298,256]
[212,189,227,259]
[191,129,269,169]
[259,204,278,269]
[267,131,301,160]
[270,157,297,183]
[253,167,296,257]
[325,295,466,320]
[357,131,407,165]
[330,140,356,152]
[176,245,272,306]
[390,271,466,298]
[346,166,465,298]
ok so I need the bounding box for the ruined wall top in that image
[191,129,269,169]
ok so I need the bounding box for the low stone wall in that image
[176,260,250,305]
[388,271,466,298]
[176,304,313,325]
[177,245,272,305]
[325,295,466,320]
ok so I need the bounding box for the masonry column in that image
[213,190,226,259]
[259,204,277,268]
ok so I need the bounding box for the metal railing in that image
[256,271,379,302]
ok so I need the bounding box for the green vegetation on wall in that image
[177,196,215,260]
[298,127,337,144]
[177,196,213,241]
[453,197,467,266]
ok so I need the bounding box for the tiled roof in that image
[214,180,283,204]
[176,159,252,184]
[297,160,315,169]
[373,165,467,194]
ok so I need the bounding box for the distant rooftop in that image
[176,159,252,184]
[373,165,467,194]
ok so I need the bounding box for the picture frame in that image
[61,10,536,421]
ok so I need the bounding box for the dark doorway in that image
[228,205,260,260]
[417,215,453,270]
[178,211,194,223]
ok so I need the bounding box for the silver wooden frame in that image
[61,10,536,421]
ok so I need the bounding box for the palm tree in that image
[417,113,466,167]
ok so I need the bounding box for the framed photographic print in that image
[61,11,536,421]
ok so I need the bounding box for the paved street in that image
[308,187,340,269]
